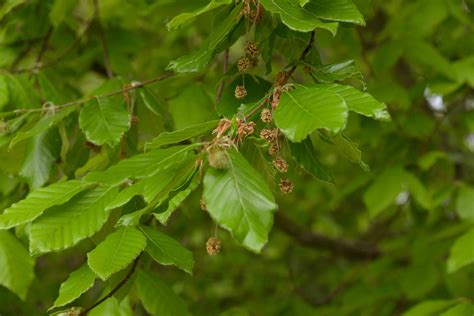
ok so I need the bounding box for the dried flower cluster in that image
[206,237,221,255]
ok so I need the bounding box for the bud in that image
[234,85,248,100]
[207,146,229,169]
[260,108,272,123]
[273,157,288,173]
[206,237,221,255]
[200,196,207,211]
[279,178,294,194]
[237,57,251,73]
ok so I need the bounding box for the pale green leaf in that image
[51,264,96,309]
[140,225,193,274]
[49,0,76,26]
[167,4,242,72]
[0,231,34,300]
[440,304,474,316]
[321,83,390,121]
[89,297,133,316]
[447,228,474,273]
[29,186,119,255]
[10,106,78,148]
[332,133,369,171]
[145,120,218,151]
[84,145,195,186]
[138,87,174,131]
[203,149,277,252]
[403,300,455,316]
[311,60,363,84]
[0,180,89,229]
[87,227,146,280]
[456,185,474,220]
[79,96,131,146]
[136,270,189,316]
[305,0,365,25]
[259,0,339,34]
[289,137,334,183]
[273,85,348,142]
[166,0,232,30]
[20,128,61,190]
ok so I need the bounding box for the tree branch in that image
[275,212,380,260]
[6,72,176,116]
[93,0,113,78]
[80,257,140,315]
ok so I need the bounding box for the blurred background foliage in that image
[0,0,473,315]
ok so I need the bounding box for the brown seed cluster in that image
[246,41,259,59]
[273,157,288,173]
[238,121,256,139]
[279,178,294,194]
[206,237,221,255]
[242,0,263,23]
[260,108,272,123]
[260,128,277,142]
[234,85,248,100]
[268,142,279,156]
[238,57,251,73]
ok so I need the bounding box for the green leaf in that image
[440,304,474,316]
[138,87,174,131]
[321,83,390,121]
[167,4,242,72]
[88,227,146,280]
[0,231,34,300]
[84,145,195,186]
[304,0,365,25]
[51,264,96,309]
[4,74,38,110]
[332,133,369,171]
[0,75,9,110]
[447,228,474,273]
[310,60,363,83]
[20,128,61,190]
[145,120,218,151]
[166,0,232,31]
[139,225,193,274]
[456,185,474,220]
[88,297,133,316]
[203,149,277,252]
[79,96,131,146]
[136,270,189,316]
[289,137,334,183]
[403,300,455,316]
[49,0,76,26]
[0,180,89,229]
[29,186,119,255]
[10,106,78,148]
[259,0,339,35]
[273,85,348,142]
[154,172,200,225]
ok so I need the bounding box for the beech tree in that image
[0,0,473,315]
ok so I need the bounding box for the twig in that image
[35,26,54,66]
[275,212,380,260]
[93,0,113,78]
[215,49,229,103]
[7,72,176,115]
[80,257,140,315]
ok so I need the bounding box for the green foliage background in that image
[0,0,473,315]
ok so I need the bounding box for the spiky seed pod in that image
[268,142,279,156]
[238,121,256,139]
[273,157,288,173]
[207,146,229,169]
[200,196,207,211]
[260,128,277,142]
[234,85,248,100]
[206,237,221,255]
[237,57,251,73]
[260,108,272,123]
[246,41,259,60]
[279,178,294,194]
